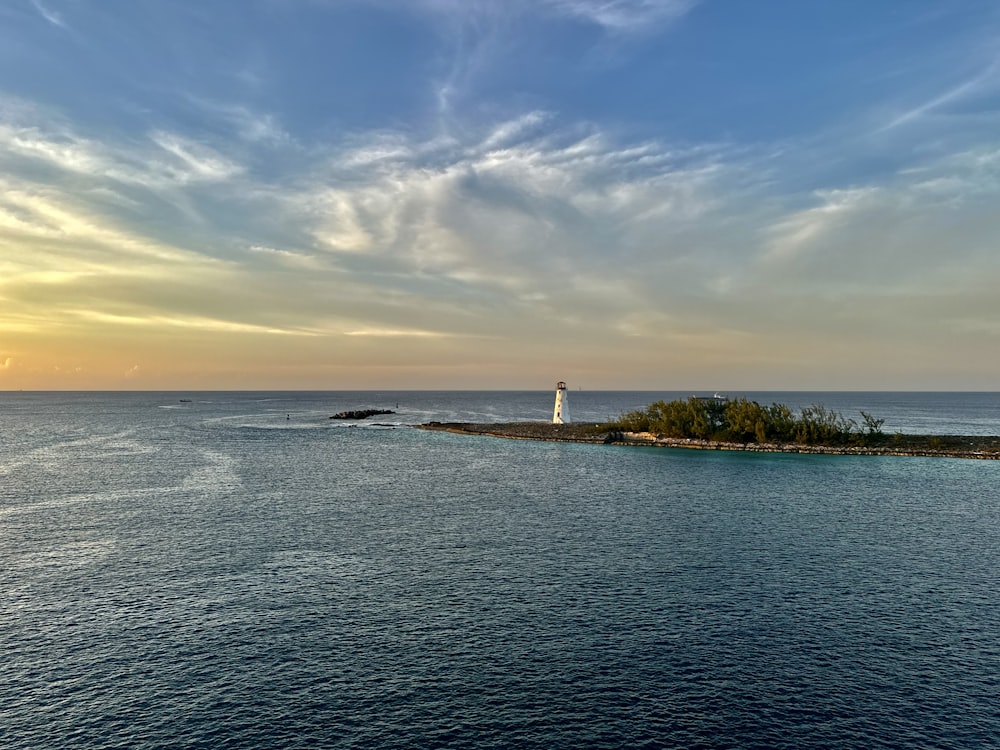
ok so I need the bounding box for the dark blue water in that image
[2,392,999,748]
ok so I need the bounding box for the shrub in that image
[607,397,877,447]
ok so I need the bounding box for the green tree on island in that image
[610,397,886,447]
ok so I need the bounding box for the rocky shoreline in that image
[417,422,1000,460]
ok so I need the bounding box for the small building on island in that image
[552,381,571,424]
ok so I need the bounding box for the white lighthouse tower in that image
[552,381,571,424]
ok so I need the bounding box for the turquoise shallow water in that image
[2,392,999,748]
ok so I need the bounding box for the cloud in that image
[0,122,109,174]
[1,357,11,369]
[408,0,696,31]
[479,111,551,150]
[343,328,466,338]
[73,310,323,336]
[185,98,292,146]
[290,117,731,307]
[876,64,1000,133]
[149,131,244,183]
[30,0,66,28]
[0,182,226,266]
[0,111,244,190]
[404,0,697,119]
[542,0,696,31]
[696,142,1000,354]
[0,177,255,343]
[248,244,323,269]
[762,187,879,264]
[3,40,1000,388]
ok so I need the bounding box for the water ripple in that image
[2,394,999,748]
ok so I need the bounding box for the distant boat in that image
[179,399,192,403]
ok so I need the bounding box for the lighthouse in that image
[552,381,571,424]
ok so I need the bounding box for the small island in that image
[418,396,1000,460]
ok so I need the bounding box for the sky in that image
[3,0,1000,390]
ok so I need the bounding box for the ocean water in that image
[2,391,999,749]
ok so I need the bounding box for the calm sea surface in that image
[2,391,999,749]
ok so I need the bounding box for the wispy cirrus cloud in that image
[291,115,733,297]
[411,0,698,118]
[184,97,292,146]
[148,131,244,183]
[876,61,1000,134]
[6,88,1000,338]
[408,0,697,30]
[0,181,223,266]
[0,121,110,174]
[0,117,244,190]
[30,0,66,28]
[343,327,470,338]
[543,0,697,31]
[761,187,879,264]
[248,244,323,270]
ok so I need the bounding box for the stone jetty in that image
[416,422,1000,460]
[331,409,396,420]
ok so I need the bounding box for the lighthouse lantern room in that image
[552,381,571,424]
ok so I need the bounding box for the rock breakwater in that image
[331,409,396,420]
[417,422,1000,460]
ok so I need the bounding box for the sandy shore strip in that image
[416,422,1000,460]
